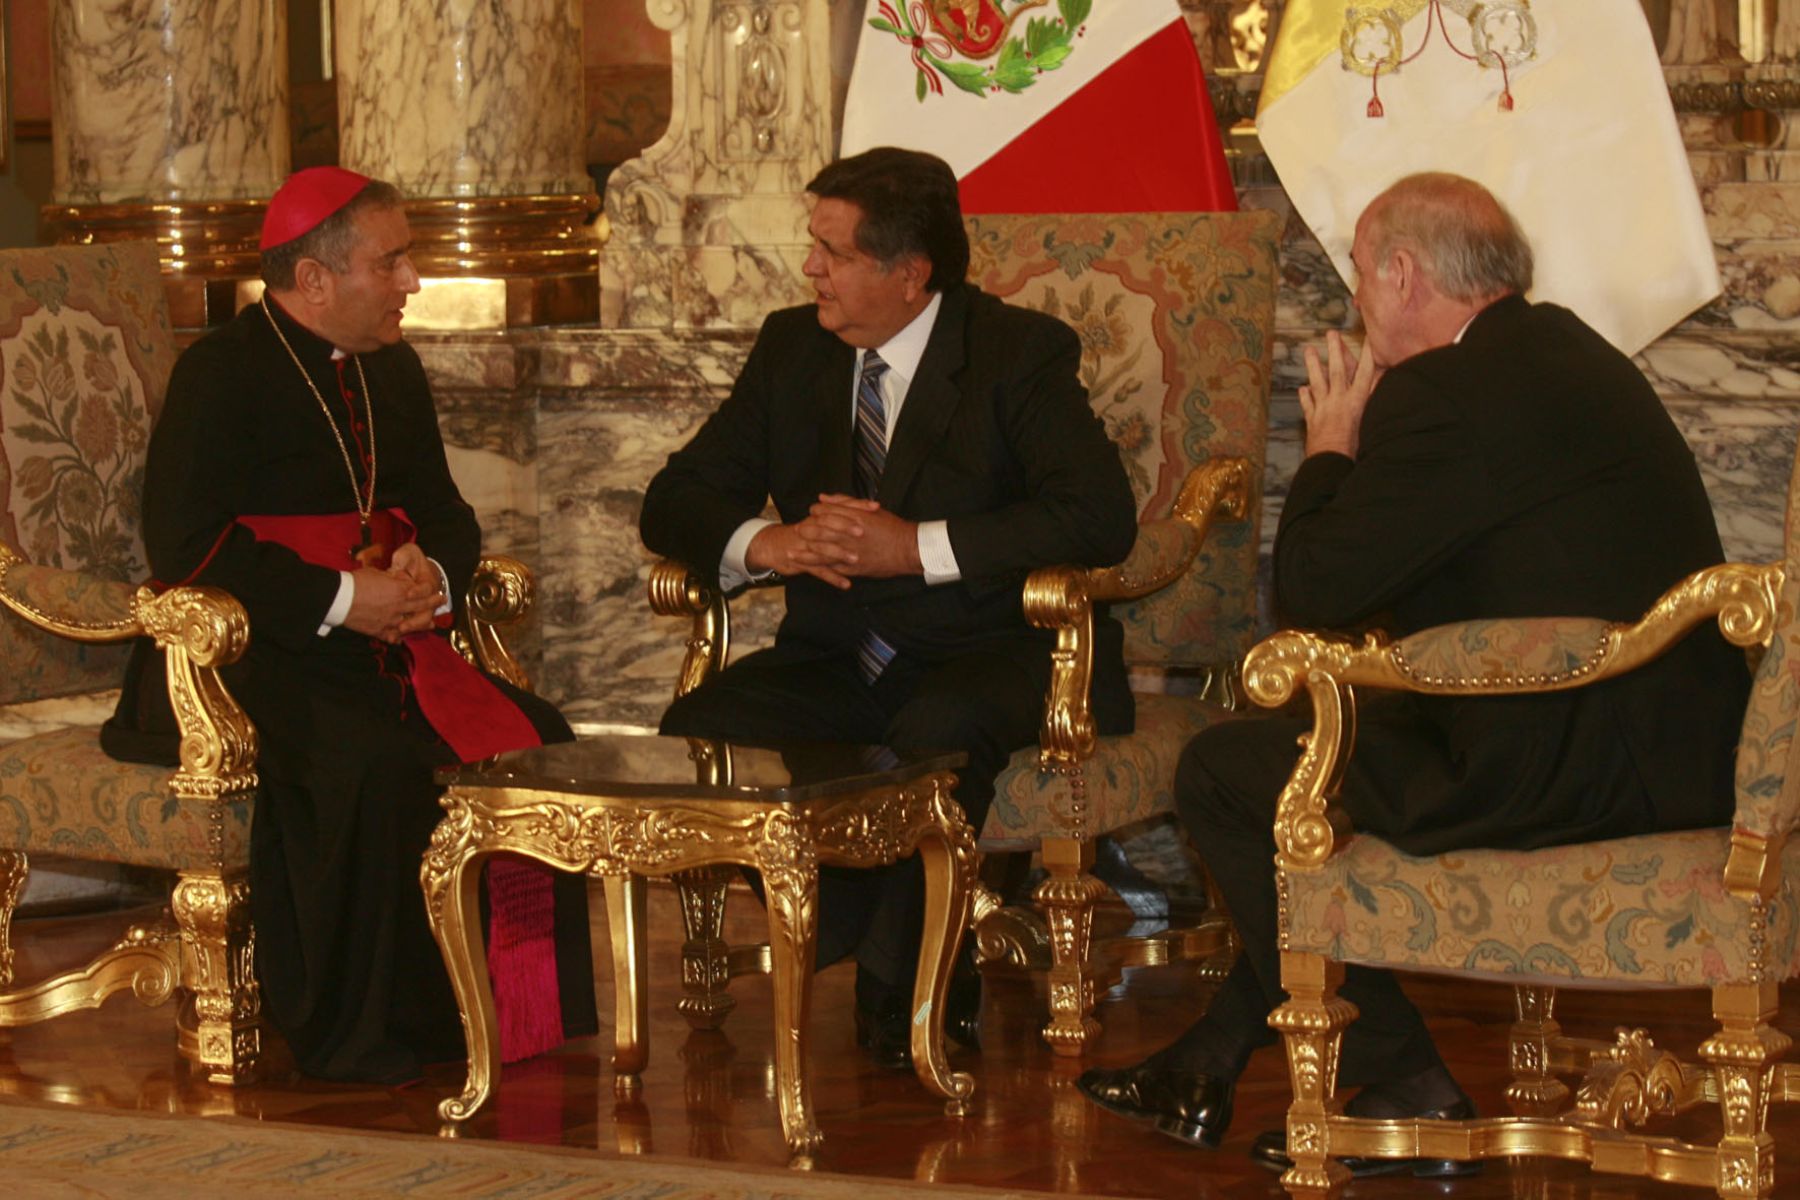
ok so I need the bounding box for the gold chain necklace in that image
[261,294,379,552]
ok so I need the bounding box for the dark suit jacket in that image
[640,283,1139,730]
[1274,296,1747,849]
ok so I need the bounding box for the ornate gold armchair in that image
[1247,551,1800,1193]
[648,210,1281,1054]
[0,242,538,1083]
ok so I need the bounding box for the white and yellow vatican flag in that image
[841,0,1235,213]
[1257,0,1717,354]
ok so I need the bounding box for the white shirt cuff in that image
[720,518,778,591]
[318,571,354,636]
[428,556,452,616]
[917,520,960,585]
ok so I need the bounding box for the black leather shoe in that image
[853,993,913,1071]
[1075,1064,1233,1148]
[856,973,982,1070]
[1249,1098,1482,1177]
[944,957,981,1050]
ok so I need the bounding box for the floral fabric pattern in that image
[0,242,171,705]
[1394,617,1612,683]
[0,563,138,632]
[0,726,251,871]
[1282,829,1800,988]
[982,693,1240,850]
[966,211,1279,669]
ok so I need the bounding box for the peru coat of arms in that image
[869,0,1090,101]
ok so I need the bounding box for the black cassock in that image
[105,298,595,1084]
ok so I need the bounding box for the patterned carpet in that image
[0,1095,1070,1199]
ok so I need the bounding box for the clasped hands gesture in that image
[1299,330,1382,460]
[746,494,921,589]
[344,542,445,643]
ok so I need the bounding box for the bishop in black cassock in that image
[104,168,594,1084]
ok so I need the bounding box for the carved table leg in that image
[1702,979,1790,1198]
[1508,984,1569,1115]
[0,851,25,988]
[423,836,500,1129]
[674,865,737,1028]
[758,810,822,1161]
[603,873,650,1086]
[173,868,262,1083]
[910,787,977,1116]
[1270,949,1355,1199]
[1037,835,1107,1056]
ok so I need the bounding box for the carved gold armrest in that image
[647,559,737,701]
[134,583,258,803]
[1025,456,1254,770]
[1242,561,1781,873]
[1086,457,1252,603]
[461,554,535,691]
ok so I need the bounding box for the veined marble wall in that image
[50,0,288,203]
[335,0,588,198]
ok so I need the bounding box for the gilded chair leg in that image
[674,865,737,1029]
[172,869,263,1084]
[1037,837,1108,1056]
[1701,980,1790,1198]
[0,851,25,988]
[1269,949,1355,1199]
[1508,984,1569,1116]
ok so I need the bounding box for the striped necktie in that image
[852,349,898,682]
[853,350,889,500]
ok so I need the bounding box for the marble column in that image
[335,0,599,326]
[43,0,288,327]
[602,0,837,329]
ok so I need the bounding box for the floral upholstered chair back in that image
[964,211,1280,669]
[0,242,174,705]
[1734,438,1800,868]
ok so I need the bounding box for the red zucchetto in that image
[260,166,372,250]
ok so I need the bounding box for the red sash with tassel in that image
[238,509,566,1065]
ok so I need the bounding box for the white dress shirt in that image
[719,293,962,590]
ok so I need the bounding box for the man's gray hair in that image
[260,179,406,290]
[1363,173,1533,301]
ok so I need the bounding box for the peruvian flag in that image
[840,0,1236,213]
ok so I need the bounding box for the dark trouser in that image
[659,644,1046,986]
[1173,698,1656,1089]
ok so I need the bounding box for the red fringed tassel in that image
[487,857,565,1064]
[1368,95,1385,118]
[1498,90,1513,111]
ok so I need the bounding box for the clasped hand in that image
[343,542,444,643]
[1299,330,1382,460]
[745,494,922,590]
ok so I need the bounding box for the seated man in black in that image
[105,168,594,1084]
[639,147,1138,1067]
[1077,173,1750,1171]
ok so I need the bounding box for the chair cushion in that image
[1,242,173,705]
[980,692,1241,850]
[1282,827,1800,989]
[966,212,1279,668]
[0,725,250,871]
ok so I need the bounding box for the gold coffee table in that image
[423,735,976,1158]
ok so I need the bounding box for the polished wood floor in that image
[3,883,1798,1198]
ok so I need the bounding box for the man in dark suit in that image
[1077,173,1748,1170]
[639,147,1137,1067]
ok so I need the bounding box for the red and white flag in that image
[840,0,1236,213]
